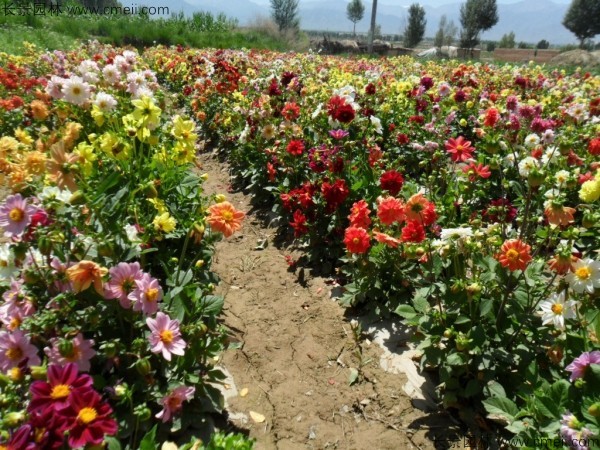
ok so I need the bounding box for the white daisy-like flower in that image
[370,116,383,134]
[537,291,577,330]
[93,92,117,113]
[518,156,539,177]
[122,50,137,65]
[45,75,66,99]
[132,86,154,100]
[541,146,559,165]
[61,76,91,106]
[102,64,120,84]
[0,243,18,282]
[440,227,473,241]
[566,103,587,121]
[524,133,540,148]
[113,55,131,74]
[554,170,570,188]
[566,258,600,294]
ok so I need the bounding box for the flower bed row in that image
[145,47,600,447]
[0,42,251,449]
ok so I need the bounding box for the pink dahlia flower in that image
[146,312,186,361]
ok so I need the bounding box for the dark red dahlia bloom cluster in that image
[327,95,355,124]
[2,363,119,449]
[280,182,317,212]
[379,170,404,196]
[321,179,349,212]
[483,198,518,223]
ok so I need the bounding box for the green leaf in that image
[482,397,518,423]
[588,364,600,383]
[200,295,224,316]
[395,304,417,319]
[104,437,122,450]
[348,368,359,385]
[484,380,506,398]
[446,352,467,366]
[413,295,429,313]
[536,396,560,419]
[139,425,158,450]
[548,379,570,410]
[464,379,481,398]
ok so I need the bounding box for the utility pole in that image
[368,0,378,54]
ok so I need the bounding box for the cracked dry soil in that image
[199,152,453,450]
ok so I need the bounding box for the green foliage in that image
[270,0,300,33]
[404,3,427,48]
[562,0,600,48]
[459,0,499,50]
[498,31,516,49]
[347,0,365,36]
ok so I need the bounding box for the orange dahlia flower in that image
[66,260,108,295]
[496,239,532,271]
[544,203,576,227]
[207,201,245,238]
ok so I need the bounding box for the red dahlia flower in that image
[29,363,93,414]
[401,220,426,243]
[445,136,475,162]
[290,210,308,237]
[377,197,406,226]
[589,138,600,156]
[58,389,117,448]
[344,227,370,254]
[321,179,349,212]
[379,170,404,196]
[286,140,304,156]
[348,200,372,229]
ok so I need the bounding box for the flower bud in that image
[143,182,158,199]
[58,339,75,358]
[135,358,152,376]
[30,365,48,380]
[214,194,226,203]
[38,237,53,255]
[3,411,25,427]
[69,190,86,205]
[134,405,152,421]
[588,403,600,417]
[195,259,205,268]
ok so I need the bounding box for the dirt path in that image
[199,152,452,450]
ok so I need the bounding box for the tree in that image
[404,3,426,48]
[347,0,365,37]
[562,0,600,48]
[270,0,300,33]
[368,0,378,53]
[536,39,550,49]
[498,31,516,48]
[434,14,458,47]
[459,0,499,51]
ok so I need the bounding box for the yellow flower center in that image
[353,237,360,244]
[576,267,591,280]
[221,210,233,222]
[50,384,71,400]
[160,330,174,344]
[77,407,98,424]
[72,87,81,96]
[6,346,23,361]
[551,303,563,315]
[8,207,24,222]
[146,288,159,302]
[506,249,520,261]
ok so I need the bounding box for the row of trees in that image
[272,0,599,51]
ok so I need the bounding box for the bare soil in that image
[199,152,459,450]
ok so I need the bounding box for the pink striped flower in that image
[146,312,186,361]
[104,262,143,309]
[0,194,37,238]
[44,333,96,372]
[130,273,163,316]
[156,385,195,422]
[0,329,41,371]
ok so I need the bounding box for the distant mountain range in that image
[140,0,578,45]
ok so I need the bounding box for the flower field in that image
[0,42,249,449]
[145,48,600,447]
[0,41,599,449]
